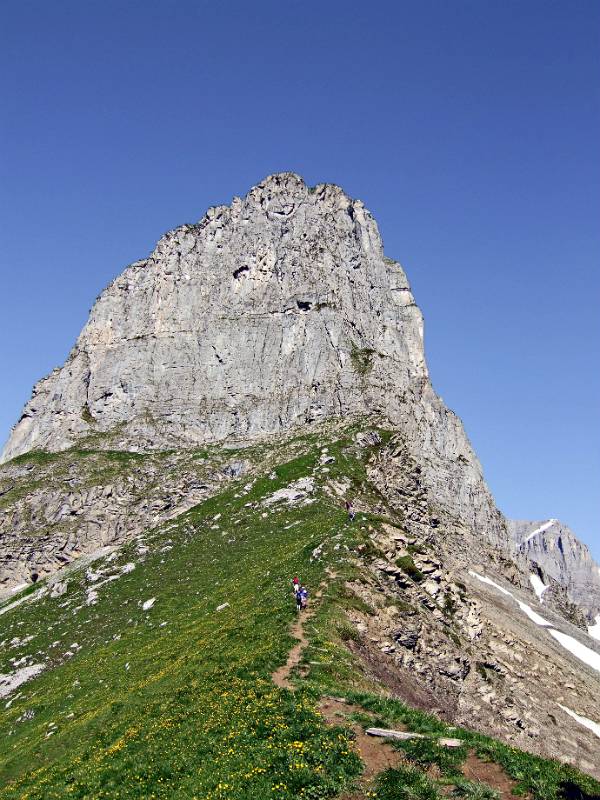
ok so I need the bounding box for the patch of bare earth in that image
[271,584,325,689]
[318,696,401,800]
[460,750,523,799]
[272,609,311,689]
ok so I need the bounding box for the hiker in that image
[292,577,302,611]
[299,585,309,610]
[345,499,356,522]
[295,585,303,612]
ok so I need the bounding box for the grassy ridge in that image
[0,444,361,799]
[1,429,599,799]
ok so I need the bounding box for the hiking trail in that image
[272,583,325,689]
[272,574,521,800]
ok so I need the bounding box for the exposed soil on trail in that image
[319,696,402,799]
[272,609,311,689]
[461,750,523,799]
[271,580,401,796]
[271,583,325,689]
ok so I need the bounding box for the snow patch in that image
[0,664,45,699]
[470,571,550,624]
[529,573,548,602]
[548,629,600,674]
[469,571,600,675]
[468,572,513,598]
[517,602,550,626]
[588,615,600,642]
[558,704,600,739]
[524,519,557,543]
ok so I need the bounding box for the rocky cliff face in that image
[1,173,505,547]
[508,518,600,622]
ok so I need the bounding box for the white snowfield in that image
[524,518,557,543]
[548,629,600,673]
[468,571,600,675]
[468,572,550,625]
[529,573,548,602]
[588,615,600,642]
[558,704,600,739]
[517,601,550,627]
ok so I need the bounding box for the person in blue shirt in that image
[299,585,309,610]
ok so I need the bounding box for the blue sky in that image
[1,1,599,557]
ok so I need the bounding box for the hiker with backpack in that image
[299,585,309,610]
[292,577,302,611]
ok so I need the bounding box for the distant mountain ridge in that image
[508,518,600,626]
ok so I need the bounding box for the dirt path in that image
[272,580,518,800]
[319,696,402,799]
[271,580,402,796]
[272,609,312,689]
[461,751,521,799]
[272,584,324,689]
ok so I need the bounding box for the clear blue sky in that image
[1,1,598,557]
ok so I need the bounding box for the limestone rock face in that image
[1,172,504,543]
[508,519,600,620]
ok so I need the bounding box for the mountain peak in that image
[1,175,417,462]
[1,174,506,552]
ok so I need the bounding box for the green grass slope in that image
[1,428,598,800]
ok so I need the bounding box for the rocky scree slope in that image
[1,172,505,551]
[0,447,249,595]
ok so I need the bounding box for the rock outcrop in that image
[0,448,239,594]
[1,173,505,546]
